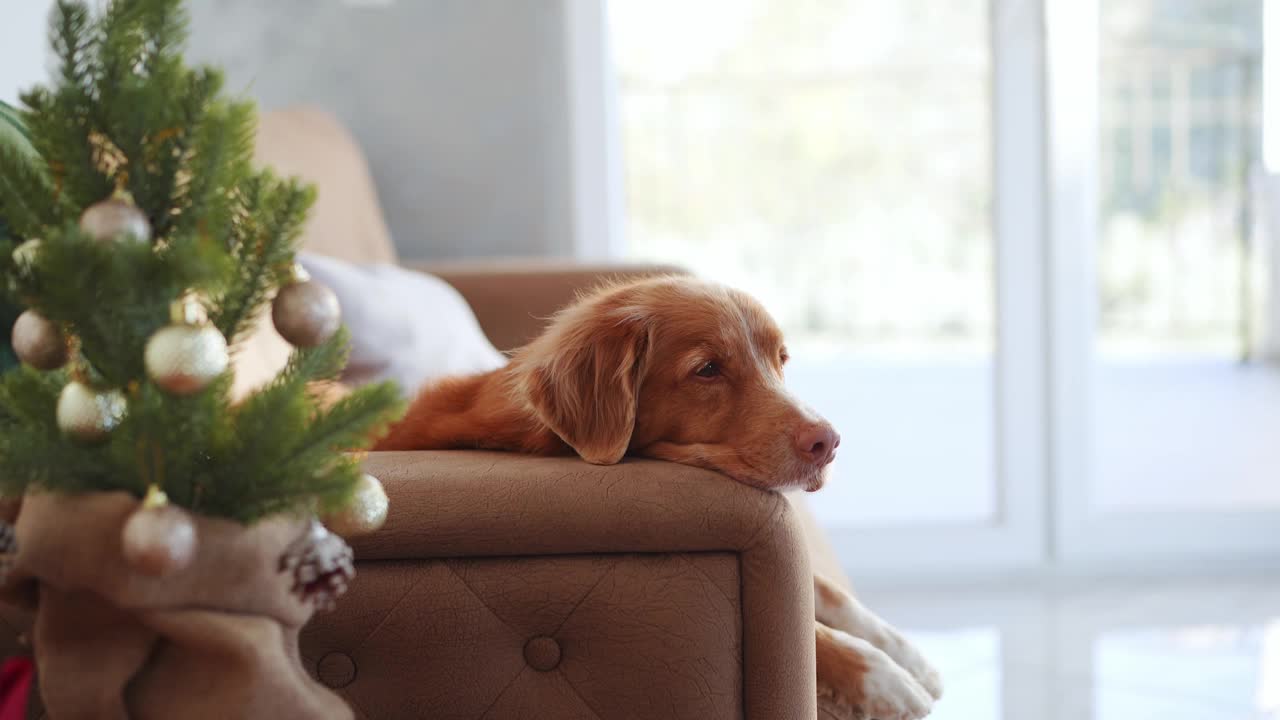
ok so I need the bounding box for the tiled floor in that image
[856,574,1280,720]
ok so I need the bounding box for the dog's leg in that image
[814,575,944,700]
[816,622,934,720]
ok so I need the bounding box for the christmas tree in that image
[0,0,404,524]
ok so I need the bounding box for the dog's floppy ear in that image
[522,307,650,465]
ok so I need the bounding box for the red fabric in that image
[0,657,32,720]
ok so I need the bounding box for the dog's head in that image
[514,276,838,492]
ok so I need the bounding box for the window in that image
[609,0,996,530]
[1091,0,1280,516]
[605,0,1280,574]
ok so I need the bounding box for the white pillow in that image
[298,252,507,396]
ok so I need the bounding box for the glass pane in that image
[1095,622,1280,719]
[908,627,1002,720]
[1092,0,1280,513]
[609,0,994,528]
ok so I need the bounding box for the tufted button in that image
[316,652,357,689]
[523,636,562,671]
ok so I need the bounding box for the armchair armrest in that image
[402,259,686,351]
[303,450,815,719]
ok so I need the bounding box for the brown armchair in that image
[297,255,861,719]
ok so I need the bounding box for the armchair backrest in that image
[254,107,397,265]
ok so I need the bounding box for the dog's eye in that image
[779,348,790,365]
[695,361,721,378]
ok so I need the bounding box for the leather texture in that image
[303,555,742,720]
[301,451,818,719]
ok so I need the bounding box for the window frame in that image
[595,0,1280,579]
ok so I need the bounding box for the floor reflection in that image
[858,575,1280,720]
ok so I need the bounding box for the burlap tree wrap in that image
[1,491,352,720]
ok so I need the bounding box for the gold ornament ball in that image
[272,280,341,348]
[56,381,126,442]
[11,309,68,370]
[79,198,151,243]
[324,474,389,537]
[145,323,229,395]
[122,502,197,576]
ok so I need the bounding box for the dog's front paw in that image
[859,649,934,720]
[813,576,944,703]
[877,626,944,701]
[817,624,934,720]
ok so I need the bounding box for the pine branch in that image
[49,1,95,93]
[174,99,256,242]
[219,455,362,525]
[197,330,351,521]
[96,1,149,98]
[0,143,67,241]
[149,67,222,238]
[212,174,314,343]
[225,329,351,454]
[27,223,229,385]
[0,369,114,496]
[140,0,188,62]
[232,328,352,432]
[289,381,405,465]
[95,0,198,234]
[107,373,235,509]
[21,85,113,212]
[30,3,114,208]
[203,375,403,524]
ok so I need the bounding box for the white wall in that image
[0,0,55,105]
[184,0,604,261]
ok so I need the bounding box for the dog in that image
[376,276,942,719]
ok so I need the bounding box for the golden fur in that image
[377,276,837,491]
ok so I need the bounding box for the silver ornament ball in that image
[11,309,68,370]
[272,280,341,348]
[145,323,229,395]
[56,381,126,442]
[79,198,151,243]
[122,502,197,576]
[324,474,389,537]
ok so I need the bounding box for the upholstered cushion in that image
[253,107,398,266]
[305,554,743,720]
[298,252,505,396]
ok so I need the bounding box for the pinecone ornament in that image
[278,519,354,611]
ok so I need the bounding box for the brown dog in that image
[377,276,941,719]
